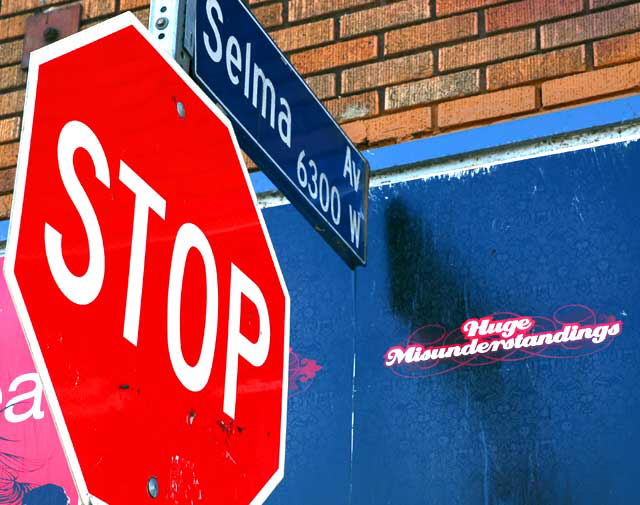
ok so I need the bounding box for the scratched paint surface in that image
[263,138,640,504]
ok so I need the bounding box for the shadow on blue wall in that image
[264,139,640,505]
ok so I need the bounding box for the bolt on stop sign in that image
[4,13,289,505]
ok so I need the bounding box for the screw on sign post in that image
[4,12,289,505]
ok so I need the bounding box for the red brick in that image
[306,73,336,99]
[439,86,536,127]
[0,168,15,194]
[440,29,535,71]
[0,90,24,116]
[81,19,100,29]
[241,152,255,170]
[324,91,379,122]
[289,0,375,21]
[385,13,477,55]
[83,0,116,19]
[0,117,20,144]
[385,69,479,109]
[437,0,507,16]
[487,45,586,90]
[342,121,367,144]
[290,36,377,75]
[340,0,430,38]
[120,0,149,9]
[0,65,26,90]
[541,4,640,48]
[0,194,12,219]
[0,40,22,66]
[342,52,433,94]
[0,14,28,39]
[241,151,257,171]
[590,0,627,8]
[594,32,640,67]
[0,0,67,15]
[253,3,283,28]
[343,107,432,145]
[542,60,640,106]
[0,142,18,169]
[486,0,583,32]
[270,19,334,52]
[131,8,150,27]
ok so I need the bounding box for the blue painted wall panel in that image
[263,138,640,504]
[261,205,356,505]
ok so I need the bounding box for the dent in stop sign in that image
[4,13,289,505]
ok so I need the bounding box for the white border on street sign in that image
[3,12,290,505]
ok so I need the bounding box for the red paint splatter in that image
[289,348,322,397]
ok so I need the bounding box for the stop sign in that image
[4,13,289,505]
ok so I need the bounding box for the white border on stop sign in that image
[3,11,290,505]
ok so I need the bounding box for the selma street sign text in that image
[194,0,369,267]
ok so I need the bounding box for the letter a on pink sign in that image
[0,257,79,505]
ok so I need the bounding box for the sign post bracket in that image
[149,0,190,71]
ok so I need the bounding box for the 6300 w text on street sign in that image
[193,0,369,267]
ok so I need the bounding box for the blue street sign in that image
[193,0,369,267]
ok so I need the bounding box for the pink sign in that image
[0,257,78,505]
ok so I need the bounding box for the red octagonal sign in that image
[4,13,289,505]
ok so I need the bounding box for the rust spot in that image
[217,419,232,434]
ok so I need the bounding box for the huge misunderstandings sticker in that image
[384,305,623,378]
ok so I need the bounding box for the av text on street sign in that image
[193,0,369,267]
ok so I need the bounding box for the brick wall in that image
[0,0,639,217]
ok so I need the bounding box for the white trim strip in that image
[257,121,640,208]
